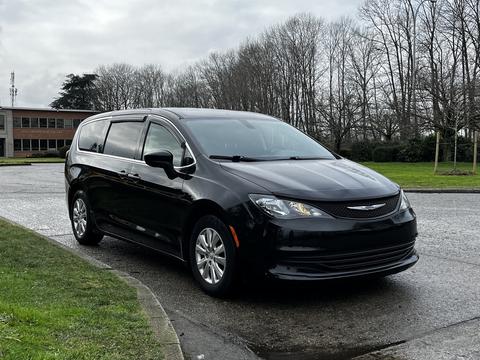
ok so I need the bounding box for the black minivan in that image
[65,108,418,296]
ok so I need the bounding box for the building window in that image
[0,115,5,131]
[22,139,31,151]
[13,117,21,128]
[73,119,81,128]
[40,140,47,150]
[31,139,39,151]
[40,118,47,128]
[56,119,64,128]
[30,118,39,128]
[22,117,30,128]
[14,139,22,151]
[66,139,72,146]
[48,118,56,128]
[48,139,56,149]
[64,119,73,128]
[57,139,65,148]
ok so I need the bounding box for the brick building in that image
[0,107,97,157]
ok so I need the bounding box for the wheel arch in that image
[67,181,86,219]
[181,199,230,262]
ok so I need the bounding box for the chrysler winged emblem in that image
[347,203,386,211]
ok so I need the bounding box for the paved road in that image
[1,163,479,360]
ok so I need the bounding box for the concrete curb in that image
[0,163,32,167]
[0,217,184,360]
[405,188,480,193]
[114,271,184,360]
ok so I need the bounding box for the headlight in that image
[249,194,332,219]
[400,190,411,211]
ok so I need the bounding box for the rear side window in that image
[103,121,144,159]
[78,120,108,152]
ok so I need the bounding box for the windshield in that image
[184,118,335,160]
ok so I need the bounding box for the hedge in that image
[340,135,479,162]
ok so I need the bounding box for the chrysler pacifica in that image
[65,108,418,296]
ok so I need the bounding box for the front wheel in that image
[70,191,103,245]
[189,215,237,297]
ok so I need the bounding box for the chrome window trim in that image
[148,114,197,170]
[75,114,197,171]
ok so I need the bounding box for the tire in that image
[189,215,237,297]
[70,190,103,245]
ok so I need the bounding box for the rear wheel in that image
[71,191,103,245]
[189,215,237,297]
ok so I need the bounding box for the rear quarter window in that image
[78,120,108,152]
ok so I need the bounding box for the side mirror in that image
[144,151,175,175]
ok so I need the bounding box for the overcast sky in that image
[0,0,362,108]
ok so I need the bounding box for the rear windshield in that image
[183,118,334,160]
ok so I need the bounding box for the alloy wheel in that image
[72,198,87,237]
[195,227,227,284]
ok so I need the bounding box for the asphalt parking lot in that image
[1,163,479,360]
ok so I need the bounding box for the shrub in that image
[59,145,71,159]
[338,148,352,159]
[455,136,474,162]
[30,150,60,158]
[397,139,425,162]
[373,145,402,162]
[350,141,376,162]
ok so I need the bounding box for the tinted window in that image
[78,120,108,152]
[23,139,31,150]
[184,118,335,160]
[143,123,184,166]
[30,118,39,128]
[39,118,47,128]
[103,121,143,159]
[13,117,21,128]
[0,115,5,130]
[31,139,39,150]
[22,117,30,128]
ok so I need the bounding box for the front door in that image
[125,116,189,257]
[0,139,5,157]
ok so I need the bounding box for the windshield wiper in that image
[287,156,332,160]
[209,155,264,162]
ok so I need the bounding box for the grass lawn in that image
[0,219,164,360]
[362,162,479,189]
[0,157,64,166]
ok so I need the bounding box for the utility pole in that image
[9,72,18,107]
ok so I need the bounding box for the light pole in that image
[409,0,437,138]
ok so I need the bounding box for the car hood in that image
[220,159,399,201]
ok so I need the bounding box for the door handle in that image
[119,170,128,179]
[127,173,141,182]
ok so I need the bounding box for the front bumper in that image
[240,207,418,281]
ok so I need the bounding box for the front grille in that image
[279,241,415,272]
[311,193,401,219]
